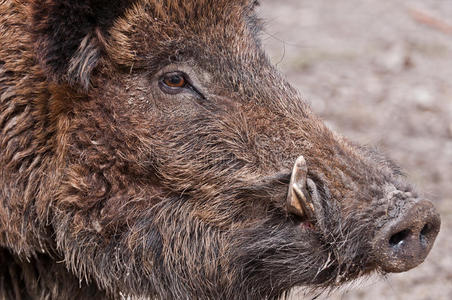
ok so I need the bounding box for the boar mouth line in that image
[286,156,320,229]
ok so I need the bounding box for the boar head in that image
[13,0,440,299]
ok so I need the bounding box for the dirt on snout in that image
[259,0,452,299]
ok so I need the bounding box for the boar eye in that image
[159,72,188,94]
[158,71,206,99]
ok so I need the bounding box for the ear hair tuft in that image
[67,31,101,90]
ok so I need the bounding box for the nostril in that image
[420,223,432,237]
[389,229,411,247]
[420,223,433,244]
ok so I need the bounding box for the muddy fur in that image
[0,0,432,299]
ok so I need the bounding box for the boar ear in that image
[31,0,133,90]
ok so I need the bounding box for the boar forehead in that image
[107,0,262,71]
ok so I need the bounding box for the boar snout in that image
[373,199,440,273]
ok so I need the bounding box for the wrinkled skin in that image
[0,1,440,299]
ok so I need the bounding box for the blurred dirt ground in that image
[258,0,452,299]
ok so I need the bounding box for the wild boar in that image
[0,0,440,299]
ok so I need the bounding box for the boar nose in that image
[373,200,440,273]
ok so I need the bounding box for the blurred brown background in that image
[258,0,452,299]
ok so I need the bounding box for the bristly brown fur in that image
[0,0,430,299]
